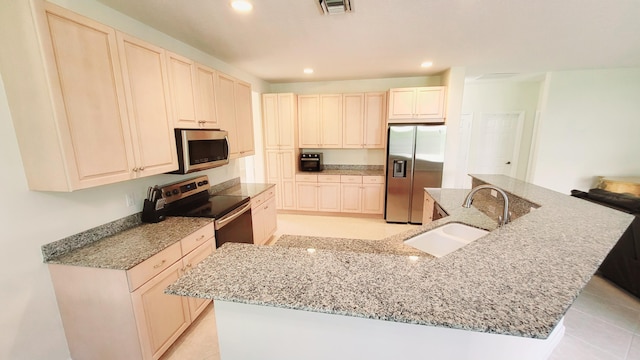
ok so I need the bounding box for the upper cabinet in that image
[117,33,178,177]
[216,73,254,159]
[343,92,386,149]
[13,2,177,191]
[167,53,218,129]
[263,93,297,149]
[298,94,342,148]
[387,86,446,123]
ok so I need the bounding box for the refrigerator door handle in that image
[393,160,407,178]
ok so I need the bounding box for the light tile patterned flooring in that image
[161,214,640,360]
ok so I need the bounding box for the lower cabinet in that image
[422,190,436,225]
[48,223,214,360]
[296,174,384,215]
[252,187,278,245]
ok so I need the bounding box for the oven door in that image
[214,202,254,247]
[173,129,230,174]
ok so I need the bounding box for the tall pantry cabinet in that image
[263,93,299,210]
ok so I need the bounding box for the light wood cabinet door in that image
[318,183,341,212]
[131,260,191,360]
[415,87,446,119]
[266,150,297,210]
[252,204,266,244]
[263,94,279,149]
[388,87,446,122]
[216,73,238,156]
[298,95,321,148]
[363,92,386,148]
[342,93,365,148]
[234,80,255,156]
[362,183,385,214]
[277,93,297,148]
[341,183,362,213]
[320,94,343,148]
[182,239,214,320]
[117,33,178,177]
[388,88,416,119]
[263,93,297,149]
[263,196,278,240]
[195,63,218,128]
[296,182,318,211]
[42,4,135,189]
[422,191,435,224]
[167,52,198,128]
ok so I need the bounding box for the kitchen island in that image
[166,175,634,360]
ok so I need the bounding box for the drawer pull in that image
[196,235,206,242]
[153,260,166,269]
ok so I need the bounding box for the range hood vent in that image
[318,0,352,15]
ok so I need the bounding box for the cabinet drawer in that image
[264,187,276,200]
[127,241,182,291]
[363,176,384,184]
[251,192,265,210]
[340,175,362,184]
[318,175,341,183]
[180,222,214,256]
[296,174,318,182]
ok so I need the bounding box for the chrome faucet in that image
[462,185,511,226]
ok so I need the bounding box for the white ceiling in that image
[96,0,640,83]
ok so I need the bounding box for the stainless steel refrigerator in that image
[385,125,446,224]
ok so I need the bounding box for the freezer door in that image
[385,126,415,223]
[410,125,446,223]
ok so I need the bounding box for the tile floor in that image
[161,214,640,360]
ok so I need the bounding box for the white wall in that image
[0,1,265,358]
[529,68,640,194]
[461,80,543,181]
[441,67,467,188]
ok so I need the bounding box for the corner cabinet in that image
[388,86,446,123]
[216,73,255,158]
[48,223,215,360]
[251,187,278,245]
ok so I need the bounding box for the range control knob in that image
[172,189,179,195]
[165,191,172,197]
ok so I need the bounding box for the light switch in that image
[125,193,135,207]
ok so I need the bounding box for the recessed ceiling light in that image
[421,61,433,68]
[303,68,314,74]
[231,0,253,12]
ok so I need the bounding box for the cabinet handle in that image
[139,167,145,171]
[153,259,166,269]
[132,167,138,172]
[196,235,205,242]
[186,263,192,268]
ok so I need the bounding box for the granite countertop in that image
[214,183,275,197]
[45,217,212,270]
[166,175,634,339]
[316,169,385,176]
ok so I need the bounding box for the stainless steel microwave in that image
[171,129,229,174]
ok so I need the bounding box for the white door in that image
[468,112,524,177]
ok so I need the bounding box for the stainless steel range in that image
[159,175,253,247]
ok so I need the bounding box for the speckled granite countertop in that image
[45,217,212,270]
[215,183,275,197]
[166,175,634,339]
[314,169,385,176]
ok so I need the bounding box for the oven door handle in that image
[214,202,251,230]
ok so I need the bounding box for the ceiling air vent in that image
[318,0,352,15]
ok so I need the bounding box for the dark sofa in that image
[571,188,640,298]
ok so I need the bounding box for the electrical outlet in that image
[490,189,498,198]
[125,193,135,207]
